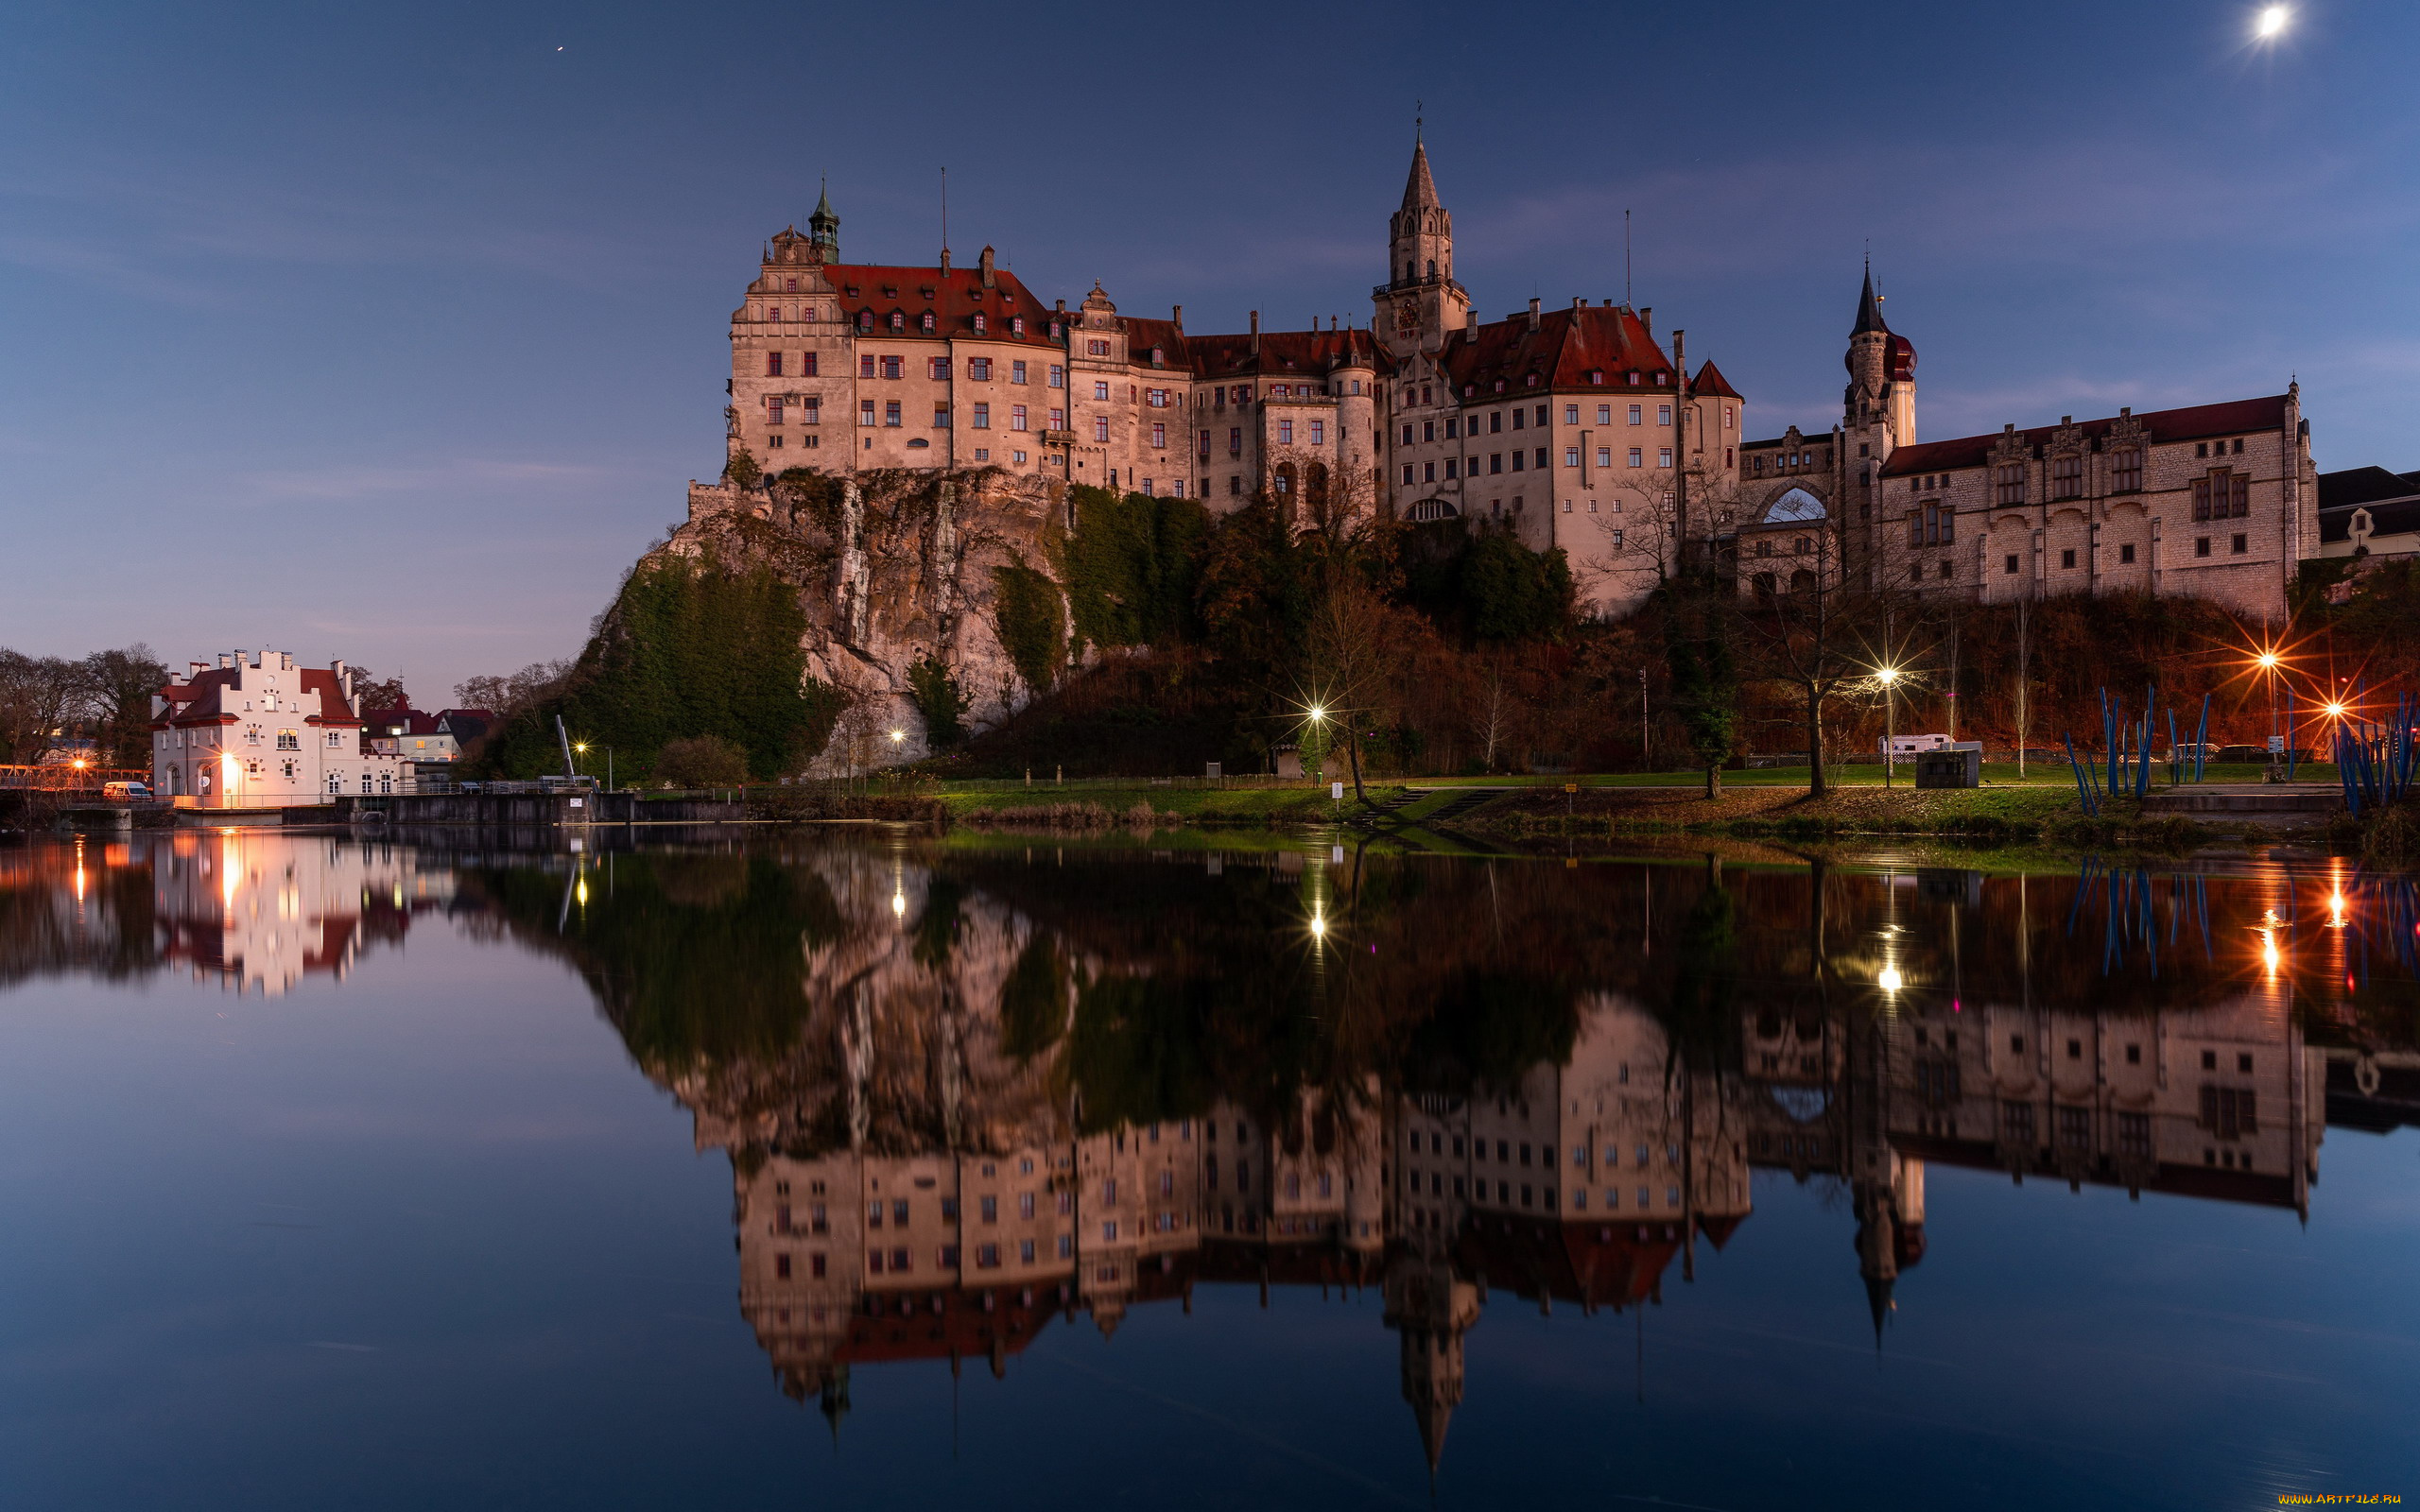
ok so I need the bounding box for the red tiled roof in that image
[1880,395,2290,476]
[152,668,237,730]
[1443,306,1677,396]
[299,668,361,727]
[811,261,1058,347]
[1179,327,1381,379]
[1691,360,1743,401]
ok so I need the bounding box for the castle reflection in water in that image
[7,831,2414,1469]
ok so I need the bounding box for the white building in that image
[150,650,400,808]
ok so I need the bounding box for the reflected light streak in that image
[1878,965,1903,993]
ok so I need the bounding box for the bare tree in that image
[1736,526,1883,797]
[0,651,81,765]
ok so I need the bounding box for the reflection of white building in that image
[149,832,443,994]
[151,650,399,808]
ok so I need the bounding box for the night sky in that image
[3,0,2409,700]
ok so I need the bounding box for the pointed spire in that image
[809,178,840,260]
[1864,1272,1894,1349]
[1402,139,1440,212]
[1853,259,1889,336]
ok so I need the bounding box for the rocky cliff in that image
[670,467,1070,769]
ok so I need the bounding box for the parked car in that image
[101,781,152,801]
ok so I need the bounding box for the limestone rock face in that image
[670,469,1070,769]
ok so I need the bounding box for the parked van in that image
[101,781,152,801]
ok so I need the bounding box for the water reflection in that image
[5,832,2415,1479]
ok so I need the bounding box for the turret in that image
[808,182,840,262]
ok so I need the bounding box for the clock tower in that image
[1374,136,1471,362]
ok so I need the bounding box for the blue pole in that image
[2288,689,2297,780]
[2066,733,2097,817]
[2194,694,2210,783]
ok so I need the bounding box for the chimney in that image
[1466,310,1478,335]
[1527,298,1540,333]
[189,662,206,679]
[1172,303,1183,332]
[978,245,995,287]
[1573,297,1586,309]
[1055,299,1066,314]
[940,247,951,271]
[1639,306,1652,334]
[1250,309,1260,357]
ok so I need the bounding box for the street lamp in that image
[1875,665,1902,788]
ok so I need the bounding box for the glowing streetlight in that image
[2255,5,2290,40]
[2324,701,2347,720]
[2256,651,2279,670]
[1306,706,1326,723]
[1878,964,1904,993]
[891,888,907,919]
[1873,664,1903,787]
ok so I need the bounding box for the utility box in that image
[1204,762,1221,780]
[1914,742,1982,789]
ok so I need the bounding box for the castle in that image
[716,141,2318,623]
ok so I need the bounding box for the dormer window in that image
[1524,373,1540,387]
[1151,347,1165,369]
[1653,370,1668,386]
[920,286,935,300]
[1493,378,1506,393]
[845,285,860,299]
[920,311,936,333]
[973,313,988,335]
[1048,320,1063,340]
[1589,369,1604,385]
[857,309,874,332]
[882,286,899,298]
[890,311,906,333]
[1628,370,1641,385]
[1462,384,1476,398]
[1012,316,1026,337]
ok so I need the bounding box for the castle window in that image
[768,305,783,323]
[2062,548,2077,568]
[1048,365,1064,387]
[1278,420,1293,445]
[1048,320,1063,339]
[973,314,987,335]
[1629,448,1643,468]
[885,401,901,426]
[1565,447,1581,467]
[765,352,783,377]
[928,357,949,381]
[1526,373,1541,387]
[1011,360,1028,384]
[1093,416,1110,442]
[1996,464,2025,506]
[801,352,818,378]
[1150,347,1165,369]
[767,397,784,425]
[1597,447,1612,468]
[889,311,905,332]
[1087,339,1110,356]
[1011,404,1028,431]
[784,278,797,292]
[2051,454,2083,500]
[1658,404,1672,425]
[1653,370,1668,385]
[1151,421,1165,448]
[1092,381,1109,401]
[860,401,876,426]
[1310,420,1324,445]
[860,354,876,379]
[969,357,992,381]
[857,310,873,332]
[972,404,990,429]
[1012,317,1027,337]
[1564,405,1580,425]
[1589,369,1604,385]
[2232,532,2248,554]
[1939,560,1953,579]
[1628,370,1641,385]
[1629,404,1643,425]
[2006,554,2020,574]
[2119,542,2135,563]
[1658,448,1673,468]
[2111,449,2141,491]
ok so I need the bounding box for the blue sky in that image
[3,0,2412,701]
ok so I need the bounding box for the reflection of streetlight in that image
[1878,964,1903,993]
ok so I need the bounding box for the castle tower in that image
[1383,1246,1479,1477]
[1374,137,1472,361]
[808,182,840,262]
[1841,264,1916,452]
